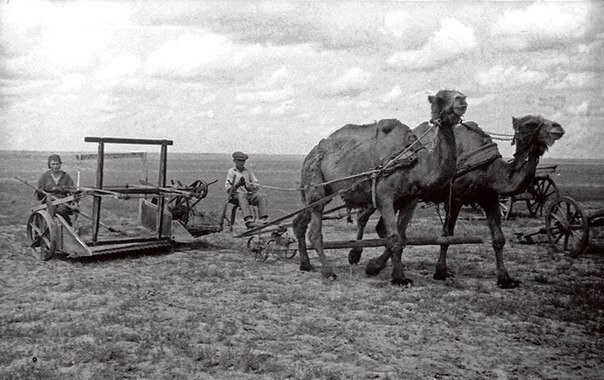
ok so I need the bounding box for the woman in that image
[36,154,76,223]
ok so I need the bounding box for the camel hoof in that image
[497,277,521,289]
[391,277,413,287]
[348,248,363,265]
[365,259,386,277]
[299,263,314,272]
[433,267,454,281]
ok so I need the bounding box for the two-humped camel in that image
[350,115,565,288]
[292,90,467,285]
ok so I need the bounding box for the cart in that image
[545,196,604,257]
[500,165,559,219]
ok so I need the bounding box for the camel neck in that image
[421,121,457,189]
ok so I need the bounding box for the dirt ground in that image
[1,203,603,379]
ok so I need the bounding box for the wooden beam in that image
[75,152,147,160]
[84,137,173,145]
[310,236,483,250]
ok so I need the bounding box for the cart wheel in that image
[246,235,262,252]
[252,239,271,262]
[527,177,559,218]
[247,236,268,261]
[26,210,57,261]
[545,196,589,257]
[499,196,513,219]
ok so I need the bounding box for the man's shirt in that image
[225,167,259,195]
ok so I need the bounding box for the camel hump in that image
[377,118,404,134]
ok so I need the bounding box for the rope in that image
[483,130,514,142]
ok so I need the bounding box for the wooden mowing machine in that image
[26,137,201,260]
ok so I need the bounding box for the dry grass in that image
[1,153,603,378]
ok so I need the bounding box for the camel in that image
[350,115,565,288]
[292,89,467,285]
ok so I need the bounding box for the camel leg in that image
[434,199,462,280]
[349,206,375,265]
[365,211,392,275]
[293,209,313,272]
[388,200,417,285]
[367,196,412,286]
[481,196,520,289]
[308,206,336,280]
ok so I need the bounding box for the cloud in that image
[546,72,599,90]
[387,18,476,70]
[328,67,372,96]
[94,55,142,88]
[235,86,294,103]
[337,99,373,109]
[145,32,259,79]
[380,85,402,103]
[476,65,548,87]
[381,10,410,38]
[248,66,290,90]
[2,0,133,77]
[270,100,295,115]
[492,1,592,50]
[567,101,590,116]
[468,94,496,106]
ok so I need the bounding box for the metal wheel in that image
[26,210,57,261]
[254,238,270,262]
[545,196,589,257]
[526,176,559,218]
[247,236,268,261]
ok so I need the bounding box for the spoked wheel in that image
[26,210,58,261]
[527,177,559,218]
[545,196,589,257]
[247,236,269,262]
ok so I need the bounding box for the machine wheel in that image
[26,210,57,261]
[247,236,268,262]
[254,239,271,262]
[527,177,559,218]
[545,196,589,257]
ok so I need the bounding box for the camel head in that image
[428,90,467,126]
[511,115,565,158]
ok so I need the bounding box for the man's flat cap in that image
[232,151,249,160]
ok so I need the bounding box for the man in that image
[225,151,269,228]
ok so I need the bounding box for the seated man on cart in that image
[36,154,76,224]
[225,151,269,228]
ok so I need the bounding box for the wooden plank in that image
[91,142,104,243]
[310,236,483,250]
[75,152,147,160]
[84,137,173,145]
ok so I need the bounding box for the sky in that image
[1,0,602,158]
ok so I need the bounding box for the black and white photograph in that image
[1,0,602,378]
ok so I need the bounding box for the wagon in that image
[500,165,560,219]
[545,196,604,257]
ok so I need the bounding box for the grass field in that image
[0,151,603,379]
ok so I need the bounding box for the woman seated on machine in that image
[36,154,76,224]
